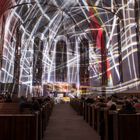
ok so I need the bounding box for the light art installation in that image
[0,0,140,96]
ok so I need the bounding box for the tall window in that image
[79,38,89,86]
[55,40,67,82]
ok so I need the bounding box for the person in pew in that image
[95,97,107,108]
[19,96,32,112]
[134,99,140,110]
[31,97,41,111]
[36,97,44,106]
[109,103,117,110]
[4,92,12,102]
[19,96,27,112]
[134,103,140,112]
[118,100,136,114]
[0,96,4,102]
[106,96,117,110]
[85,97,95,104]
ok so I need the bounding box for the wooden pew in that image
[103,110,118,140]
[87,104,93,126]
[92,107,113,140]
[0,112,39,140]
[93,106,98,131]
[0,97,54,140]
[91,104,95,129]
[113,113,140,140]
[103,111,140,140]
[85,103,89,122]
[96,107,108,140]
[70,98,83,115]
[83,101,86,120]
[0,103,41,140]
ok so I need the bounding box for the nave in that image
[43,103,100,140]
[0,0,140,140]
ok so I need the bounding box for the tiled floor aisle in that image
[43,103,100,140]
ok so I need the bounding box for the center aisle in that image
[43,103,100,140]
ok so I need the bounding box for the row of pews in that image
[0,98,54,140]
[70,98,140,140]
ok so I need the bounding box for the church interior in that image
[0,0,140,140]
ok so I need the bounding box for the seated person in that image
[19,96,32,112]
[95,98,107,107]
[119,100,136,114]
[106,97,116,108]
[0,96,4,102]
[109,104,117,110]
[32,97,41,111]
[134,101,140,110]
[4,93,12,102]
[85,97,95,104]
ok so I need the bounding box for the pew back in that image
[115,113,140,140]
[0,113,39,140]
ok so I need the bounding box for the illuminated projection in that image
[0,0,140,95]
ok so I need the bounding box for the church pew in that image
[91,107,114,140]
[103,111,140,140]
[41,101,54,134]
[76,100,83,115]
[70,98,83,115]
[113,113,140,140]
[71,98,140,140]
[103,110,118,140]
[82,103,99,130]
[91,104,96,129]
[0,98,54,140]
[0,103,33,114]
[0,112,39,140]
[83,101,86,120]
[0,103,43,140]
[42,103,48,132]
[91,105,129,140]
[85,103,89,122]
[93,106,99,131]
[87,104,93,126]
[96,107,108,139]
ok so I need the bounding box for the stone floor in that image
[43,103,100,140]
